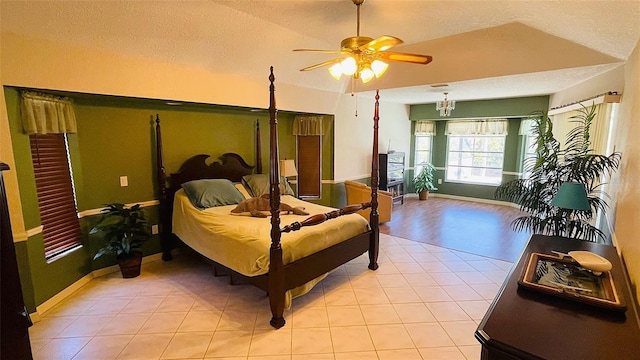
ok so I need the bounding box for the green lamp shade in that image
[551,182,590,211]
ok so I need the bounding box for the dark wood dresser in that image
[475,235,640,360]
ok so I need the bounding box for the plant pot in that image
[418,191,429,200]
[118,252,142,278]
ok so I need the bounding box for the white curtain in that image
[414,120,435,135]
[550,103,611,154]
[589,103,611,155]
[293,115,324,136]
[21,92,77,134]
[445,119,508,135]
[550,110,575,149]
[519,119,537,136]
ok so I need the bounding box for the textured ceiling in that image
[1,0,639,104]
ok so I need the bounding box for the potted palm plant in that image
[495,107,620,242]
[413,163,438,200]
[90,203,149,278]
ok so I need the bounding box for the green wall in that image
[410,96,550,120]
[5,87,336,311]
[5,89,95,310]
[6,87,547,311]
[407,96,549,200]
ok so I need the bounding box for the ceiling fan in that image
[294,0,433,83]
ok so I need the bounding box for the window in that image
[446,135,506,185]
[30,134,83,259]
[522,134,538,179]
[414,134,432,174]
[414,120,435,174]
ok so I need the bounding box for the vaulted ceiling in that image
[2,0,639,104]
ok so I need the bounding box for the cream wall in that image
[334,94,411,181]
[0,31,408,231]
[0,72,26,238]
[609,39,640,301]
[549,40,640,301]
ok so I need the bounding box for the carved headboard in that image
[167,153,255,196]
[155,115,261,260]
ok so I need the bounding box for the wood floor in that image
[380,196,532,263]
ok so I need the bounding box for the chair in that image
[344,180,393,223]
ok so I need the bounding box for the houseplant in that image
[90,203,149,278]
[494,107,620,242]
[413,163,438,200]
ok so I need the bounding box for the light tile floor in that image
[30,234,512,360]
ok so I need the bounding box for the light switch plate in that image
[120,176,128,187]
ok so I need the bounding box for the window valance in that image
[21,92,77,135]
[445,119,508,135]
[293,115,325,136]
[414,120,435,135]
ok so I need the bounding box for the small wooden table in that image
[475,235,640,360]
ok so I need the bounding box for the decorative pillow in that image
[181,179,246,209]
[234,183,252,199]
[242,174,295,197]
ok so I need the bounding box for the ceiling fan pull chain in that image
[355,93,358,117]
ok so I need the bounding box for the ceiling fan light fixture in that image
[341,57,358,75]
[360,67,375,83]
[328,63,343,80]
[371,60,389,78]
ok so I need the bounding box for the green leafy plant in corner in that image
[90,203,149,260]
[413,163,438,193]
[495,107,621,242]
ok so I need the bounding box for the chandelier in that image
[328,56,389,84]
[436,92,455,117]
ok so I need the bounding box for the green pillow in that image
[242,174,295,197]
[181,179,246,209]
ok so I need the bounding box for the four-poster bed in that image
[155,67,381,328]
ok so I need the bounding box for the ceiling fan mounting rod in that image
[353,0,365,37]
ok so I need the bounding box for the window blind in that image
[30,134,82,259]
[297,135,321,199]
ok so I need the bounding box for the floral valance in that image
[414,120,435,135]
[445,119,508,135]
[21,92,77,135]
[293,115,324,136]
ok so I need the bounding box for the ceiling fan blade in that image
[360,36,403,52]
[293,49,348,55]
[379,51,433,65]
[299,58,343,71]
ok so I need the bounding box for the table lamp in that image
[551,182,590,211]
[279,159,297,180]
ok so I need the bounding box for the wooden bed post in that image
[155,115,172,261]
[368,91,380,270]
[267,67,286,329]
[255,119,263,174]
